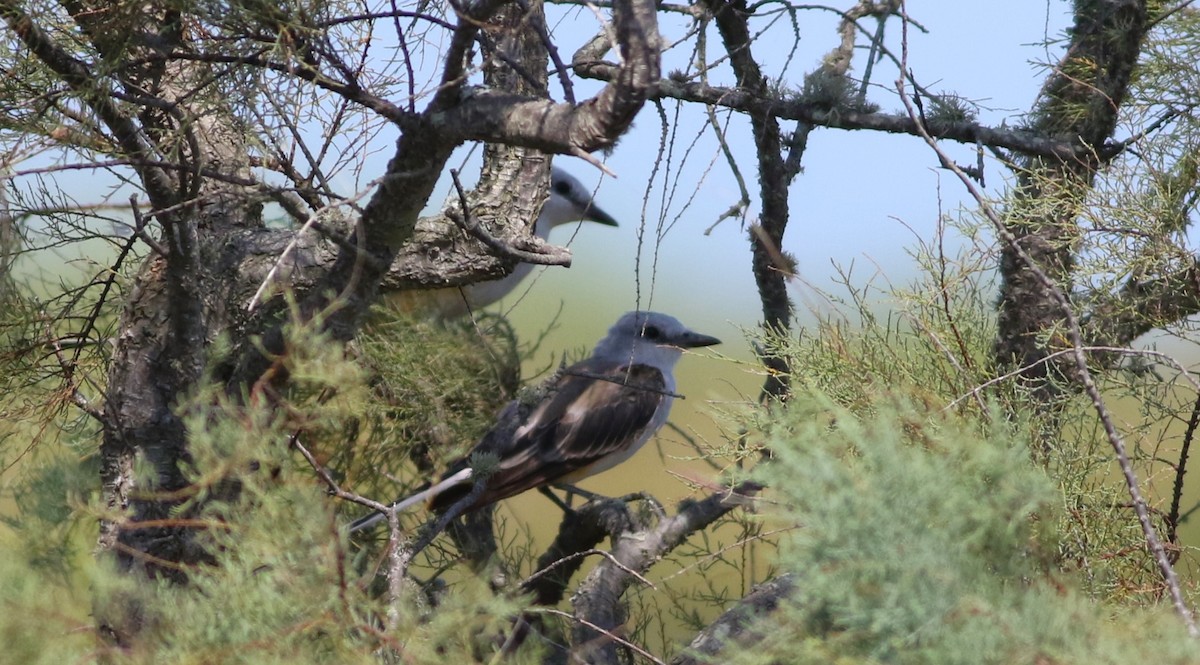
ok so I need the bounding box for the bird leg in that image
[542,485,664,518]
[537,485,577,514]
[552,483,608,506]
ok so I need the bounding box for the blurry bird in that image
[389,167,618,319]
[349,311,721,531]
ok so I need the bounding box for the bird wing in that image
[429,359,666,511]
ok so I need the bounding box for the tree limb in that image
[570,482,761,664]
[573,66,1100,162]
[670,574,796,665]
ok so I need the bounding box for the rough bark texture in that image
[994,0,1150,394]
[567,483,760,664]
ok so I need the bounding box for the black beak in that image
[582,203,619,227]
[677,331,722,349]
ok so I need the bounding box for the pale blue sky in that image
[22,1,1075,350]
[17,1,1078,417]
[472,2,1073,362]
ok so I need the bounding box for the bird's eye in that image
[643,325,661,340]
[552,179,572,195]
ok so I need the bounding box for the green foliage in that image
[771,244,996,418]
[320,307,521,514]
[0,308,541,663]
[926,93,979,125]
[146,316,533,661]
[0,542,96,664]
[720,391,1199,664]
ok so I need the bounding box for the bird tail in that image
[346,509,389,533]
[346,468,475,532]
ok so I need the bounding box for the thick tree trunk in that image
[993,0,1150,398]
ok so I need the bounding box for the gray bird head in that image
[593,311,722,369]
[537,167,619,235]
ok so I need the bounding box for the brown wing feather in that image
[429,359,665,512]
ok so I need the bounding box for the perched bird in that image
[349,311,721,530]
[390,167,618,319]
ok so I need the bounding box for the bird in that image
[388,167,618,319]
[348,311,722,531]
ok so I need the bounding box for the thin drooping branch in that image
[898,31,1197,636]
[143,50,418,127]
[0,2,177,206]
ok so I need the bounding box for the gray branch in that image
[670,574,796,665]
[569,482,761,664]
[572,65,1107,163]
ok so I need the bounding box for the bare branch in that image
[703,0,792,403]
[574,68,1096,161]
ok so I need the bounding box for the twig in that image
[127,196,168,256]
[67,195,163,373]
[515,0,575,105]
[290,433,390,514]
[569,147,617,177]
[42,316,105,424]
[1167,391,1200,547]
[945,346,1200,411]
[520,548,657,591]
[703,106,751,234]
[530,608,666,665]
[896,1,1198,637]
[901,311,988,416]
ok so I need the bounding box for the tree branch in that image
[703,0,792,403]
[1080,259,1200,349]
[897,12,1197,635]
[572,67,1098,162]
[0,2,177,206]
[670,574,796,665]
[992,0,1151,396]
[570,482,761,664]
